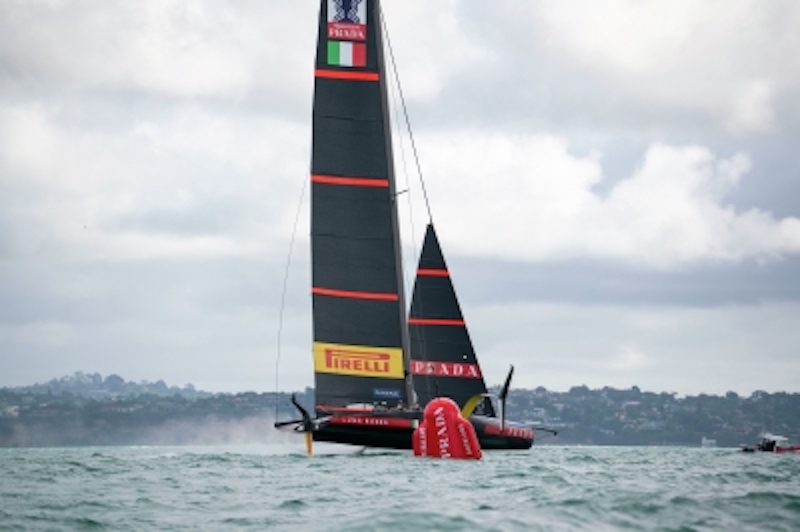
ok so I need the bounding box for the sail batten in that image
[312,287,398,301]
[315,69,379,81]
[312,175,389,187]
[409,318,466,326]
[417,268,450,277]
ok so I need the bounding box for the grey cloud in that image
[449,255,800,309]
[0,257,309,391]
[111,202,245,237]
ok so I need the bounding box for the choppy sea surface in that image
[2,443,799,531]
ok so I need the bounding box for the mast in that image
[374,1,416,406]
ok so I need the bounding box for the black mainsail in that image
[409,224,495,416]
[311,0,412,412]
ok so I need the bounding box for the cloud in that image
[610,344,650,372]
[414,132,800,267]
[447,0,800,135]
[0,103,122,192]
[0,0,316,100]
[381,1,491,102]
[0,321,74,349]
[468,300,800,396]
[0,102,309,261]
[0,256,311,392]
[725,80,776,134]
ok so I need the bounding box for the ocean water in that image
[1,444,799,531]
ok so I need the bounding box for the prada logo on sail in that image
[328,0,367,41]
[314,342,404,378]
[411,361,482,379]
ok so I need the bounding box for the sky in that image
[1,0,799,396]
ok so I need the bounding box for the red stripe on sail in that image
[312,174,389,188]
[313,287,398,301]
[408,318,465,326]
[417,268,449,277]
[315,69,379,81]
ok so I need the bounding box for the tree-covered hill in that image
[8,371,209,399]
[2,374,798,448]
[503,385,800,447]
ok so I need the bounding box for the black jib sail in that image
[409,224,495,416]
[310,0,412,412]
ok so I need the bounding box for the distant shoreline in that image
[3,374,797,448]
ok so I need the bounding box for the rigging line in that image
[379,4,420,406]
[395,107,420,311]
[380,3,418,301]
[380,5,433,225]
[274,172,309,420]
[380,4,432,405]
[388,61,418,309]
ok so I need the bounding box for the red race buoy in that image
[413,397,482,460]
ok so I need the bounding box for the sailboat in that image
[275,0,533,452]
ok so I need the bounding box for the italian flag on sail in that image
[328,41,366,67]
